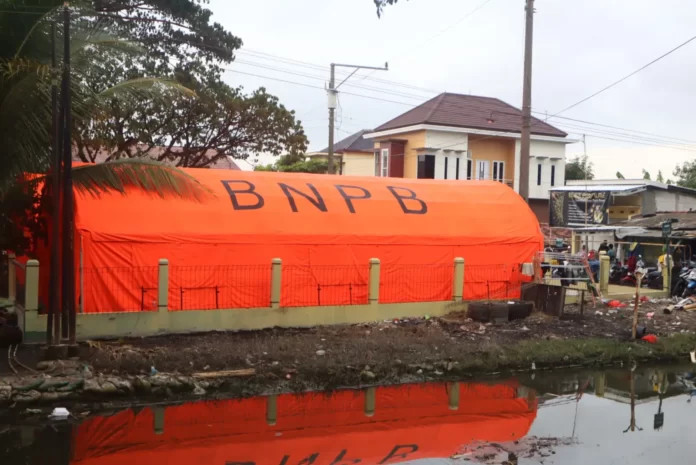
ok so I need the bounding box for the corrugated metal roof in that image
[550,185,646,193]
[373,93,567,137]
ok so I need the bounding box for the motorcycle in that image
[609,264,628,285]
[620,256,646,288]
[672,265,694,297]
[682,269,696,298]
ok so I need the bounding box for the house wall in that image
[372,130,426,179]
[467,136,516,183]
[342,151,375,176]
[653,190,696,212]
[527,141,566,200]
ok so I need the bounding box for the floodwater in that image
[2,365,696,465]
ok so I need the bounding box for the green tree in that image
[673,161,696,189]
[565,155,594,181]
[254,154,328,174]
[373,0,404,16]
[667,179,673,185]
[616,171,625,179]
[642,169,651,180]
[656,170,665,183]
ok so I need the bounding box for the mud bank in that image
[2,303,696,406]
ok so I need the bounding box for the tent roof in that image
[74,169,542,247]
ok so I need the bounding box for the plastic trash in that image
[606,300,627,308]
[691,351,696,364]
[150,366,158,376]
[647,312,655,320]
[49,407,70,420]
[641,334,658,344]
[531,362,536,370]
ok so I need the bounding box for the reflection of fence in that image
[169,265,271,310]
[282,265,368,307]
[380,264,453,303]
[82,267,158,313]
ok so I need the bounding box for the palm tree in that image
[0,0,208,198]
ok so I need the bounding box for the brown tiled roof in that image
[320,129,374,153]
[374,93,567,137]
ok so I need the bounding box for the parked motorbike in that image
[620,257,646,288]
[672,265,695,297]
[609,264,628,285]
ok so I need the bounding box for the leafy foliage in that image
[673,161,696,189]
[565,155,594,181]
[642,169,651,180]
[616,171,625,179]
[656,170,665,183]
[373,0,404,16]
[254,154,328,174]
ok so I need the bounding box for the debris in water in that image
[49,407,70,420]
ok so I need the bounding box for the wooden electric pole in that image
[48,20,61,346]
[518,0,535,202]
[60,4,77,347]
[327,62,388,175]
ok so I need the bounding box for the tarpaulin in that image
[71,380,537,465]
[38,169,543,312]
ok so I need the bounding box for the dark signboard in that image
[550,191,611,227]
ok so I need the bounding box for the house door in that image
[476,160,490,180]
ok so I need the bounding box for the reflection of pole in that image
[48,20,60,346]
[583,135,588,250]
[624,370,643,433]
[632,274,641,339]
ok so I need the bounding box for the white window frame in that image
[492,160,505,182]
[380,148,389,177]
[476,160,490,180]
[466,159,473,180]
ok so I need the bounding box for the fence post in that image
[448,382,460,411]
[368,258,380,304]
[7,253,15,302]
[25,259,39,312]
[453,257,465,301]
[271,258,282,309]
[364,387,376,417]
[158,259,169,313]
[599,254,610,294]
[662,255,672,293]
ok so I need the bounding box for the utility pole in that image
[327,62,388,175]
[48,20,60,346]
[61,4,77,348]
[327,64,336,174]
[518,0,535,202]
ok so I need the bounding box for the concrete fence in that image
[14,257,482,343]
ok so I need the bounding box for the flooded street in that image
[2,364,696,465]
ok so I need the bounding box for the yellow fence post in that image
[368,258,380,304]
[453,258,464,301]
[7,253,15,302]
[271,258,282,309]
[24,259,39,311]
[158,259,169,313]
[599,254,610,294]
[662,255,672,293]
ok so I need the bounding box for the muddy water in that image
[2,365,696,465]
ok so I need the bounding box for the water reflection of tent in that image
[71,381,538,465]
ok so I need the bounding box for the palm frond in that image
[96,77,196,101]
[72,159,213,201]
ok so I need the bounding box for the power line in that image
[551,33,696,117]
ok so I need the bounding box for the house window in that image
[373,152,379,176]
[381,149,389,177]
[537,164,542,186]
[476,160,490,180]
[551,165,556,187]
[444,157,449,179]
[466,159,473,180]
[456,158,460,180]
[417,154,435,179]
[493,161,505,182]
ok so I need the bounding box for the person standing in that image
[607,244,616,263]
[598,240,609,253]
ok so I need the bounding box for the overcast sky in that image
[209,0,696,180]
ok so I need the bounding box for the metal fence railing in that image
[281,265,369,307]
[379,263,453,304]
[81,266,158,313]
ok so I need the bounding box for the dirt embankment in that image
[2,300,696,404]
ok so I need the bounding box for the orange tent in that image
[38,170,542,312]
[71,381,537,465]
